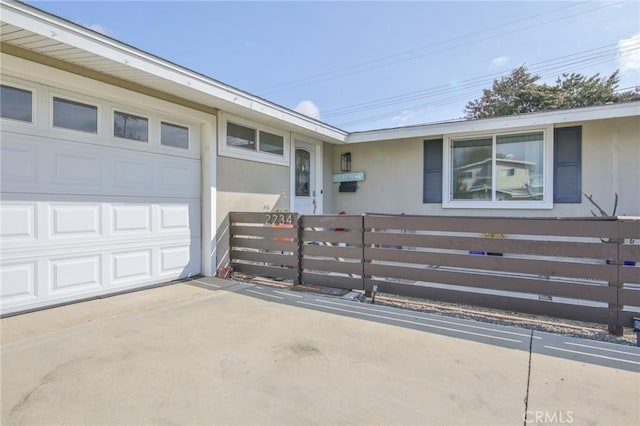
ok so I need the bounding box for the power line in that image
[259,1,623,95]
[336,44,639,121]
[259,2,589,94]
[334,45,639,128]
[323,41,638,121]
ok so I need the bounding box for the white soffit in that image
[347,101,640,143]
[0,1,347,143]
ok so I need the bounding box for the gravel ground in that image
[231,273,638,347]
[372,293,637,346]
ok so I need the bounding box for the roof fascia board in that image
[1,43,219,116]
[1,1,348,143]
[347,101,640,143]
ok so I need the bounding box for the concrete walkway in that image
[1,278,638,426]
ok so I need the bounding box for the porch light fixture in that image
[341,152,351,172]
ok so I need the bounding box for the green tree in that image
[465,66,640,119]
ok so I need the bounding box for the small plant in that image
[583,192,618,217]
[583,193,635,265]
[583,192,635,244]
[583,192,619,243]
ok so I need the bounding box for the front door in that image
[294,142,316,214]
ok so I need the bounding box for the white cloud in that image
[391,110,414,123]
[618,33,640,74]
[294,100,321,119]
[80,22,110,36]
[89,24,107,34]
[489,56,509,70]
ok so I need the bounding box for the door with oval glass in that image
[294,142,316,214]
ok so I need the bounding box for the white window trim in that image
[160,119,191,151]
[2,73,203,160]
[443,125,553,209]
[218,112,290,166]
[50,92,101,136]
[0,79,37,127]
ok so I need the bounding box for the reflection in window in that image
[161,122,189,149]
[451,132,544,202]
[452,137,492,200]
[53,97,97,133]
[295,149,310,197]
[114,111,148,142]
[259,131,284,155]
[227,122,255,150]
[496,132,543,201]
[1,85,32,122]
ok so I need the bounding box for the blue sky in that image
[28,1,640,132]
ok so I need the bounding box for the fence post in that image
[363,214,372,296]
[295,214,303,286]
[361,214,366,292]
[608,220,623,336]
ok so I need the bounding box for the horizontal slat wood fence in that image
[229,212,640,333]
[229,212,301,283]
[300,215,364,290]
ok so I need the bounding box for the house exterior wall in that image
[322,142,336,214]
[331,116,640,217]
[215,155,290,267]
[216,156,291,218]
[576,117,640,217]
[331,136,423,215]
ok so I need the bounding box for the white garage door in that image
[1,78,202,315]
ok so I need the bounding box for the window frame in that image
[112,108,150,143]
[0,83,35,125]
[218,112,290,166]
[50,93,100,135]
[226,121,257,151]
[258,129,285,156]
[160,120,190,150]
[442,126,553,209]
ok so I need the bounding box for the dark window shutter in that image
[554,126,582,203]
[423,139,443,203]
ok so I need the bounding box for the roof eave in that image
[0,0,348,143]
[347,102,640,143]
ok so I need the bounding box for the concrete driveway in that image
[1,278,638,426]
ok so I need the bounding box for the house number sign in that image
[332,172,365,183]
[265,214,293,225]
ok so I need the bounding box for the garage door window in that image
[114,111,148,142]
[161,122,189,149]
[1,85,32,123]
[53,97,97,133]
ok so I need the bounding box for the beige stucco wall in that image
[331,116,640,217]
[322,142,336,214]
[331,137,424,215]
[216,156,291,219]
[574,117,640,217]
[216,155,291,267]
